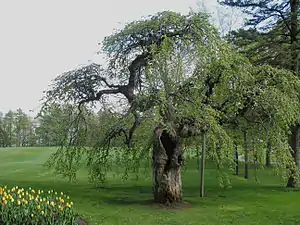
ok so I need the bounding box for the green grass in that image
[0,147,300,225]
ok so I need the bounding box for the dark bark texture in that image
[287,125,300,187]
[152,127,184,205]
[266,139,271,167]
[234,142,239,175]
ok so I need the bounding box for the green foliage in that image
[42,9,300,187]
[0,185,75,225]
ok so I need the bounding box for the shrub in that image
[0,185,76,225]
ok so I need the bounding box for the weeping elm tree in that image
[42,11,300,204]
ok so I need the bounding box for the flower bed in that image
[0,185,76,224]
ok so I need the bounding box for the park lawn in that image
[0,147,299,225]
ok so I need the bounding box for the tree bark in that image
[234,142,239,175]
[287,125,300,187]
[266,139,271,167]
[152,127,183,205]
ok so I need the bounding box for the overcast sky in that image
[0,0,222,115]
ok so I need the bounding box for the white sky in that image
[0,0,221,115]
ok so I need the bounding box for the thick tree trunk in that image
[287,124,300,188]
[152,127,183,205]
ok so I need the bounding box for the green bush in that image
[0,185,76,225]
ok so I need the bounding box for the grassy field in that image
[0,147,299,225]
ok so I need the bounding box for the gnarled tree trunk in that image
[152,127,183,205]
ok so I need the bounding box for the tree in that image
[14,109,31,147]
[42,11,300,205]
[3,110,14,147]
[0,113,8,147]
[36,104,78,147]
[220,0,300,187]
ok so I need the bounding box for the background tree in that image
[220,0,300,187]
[14,109,31,147]
[3,110,15,147]
[0,112,8,147]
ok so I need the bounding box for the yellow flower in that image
[18,194,22,199]
[37,205,41,210]
[10,198,14,203]
[31,214,34,217]
[66,196,70,200]
[48,191,51,194]
[50,201,55,207]
[41,210,44,215]
[70,202,73,206]
[60,199,64,204]
[17,200,21,206]
[2,197,5,201]
[60,192,64,195]
[55,192,57,195]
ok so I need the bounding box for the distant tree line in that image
[0,105,117,148]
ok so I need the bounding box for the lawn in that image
[0,147,299,225]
